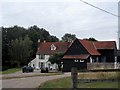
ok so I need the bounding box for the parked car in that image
[41,67,48,73]
[22,66,34,73]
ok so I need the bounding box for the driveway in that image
[1,70,71,89]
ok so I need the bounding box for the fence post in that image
[71,67,78,90]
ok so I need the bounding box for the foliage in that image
[49,53,64,71]
[83,37,98,41]
[61,33,76,42]
[9,35,33,67]
[2,25,59,69]
[27,25,59,59]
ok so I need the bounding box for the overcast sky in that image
[1,0,119,47]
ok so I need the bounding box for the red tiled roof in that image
[79,40,101,56]
[37,42,70,55]
[78,40,116,55]
[63,54,90,59]
[93,41,116,49]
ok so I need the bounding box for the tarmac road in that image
[1,72,70,89]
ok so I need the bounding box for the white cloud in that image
[0,1,118,48]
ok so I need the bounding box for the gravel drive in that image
[1,71,71,89]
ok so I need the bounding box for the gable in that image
[64,39,89,55]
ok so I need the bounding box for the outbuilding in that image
[62,39,117,72]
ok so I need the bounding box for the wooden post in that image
[71,67,78,90]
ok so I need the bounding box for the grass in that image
[39,77,119,88]
[39,72,120,89]
[40,77,71,88]
[78,72,120,79]
[1,68,21,74]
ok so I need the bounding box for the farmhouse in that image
[29,40,70,70]
[62,39,117,72]
[29,38,118,71]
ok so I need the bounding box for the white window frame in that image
[50,44,56,50]
[74,59,79,62]
[80,60,84,62]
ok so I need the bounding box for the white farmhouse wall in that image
[29,55,58,70]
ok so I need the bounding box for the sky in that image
[0,0,119,47]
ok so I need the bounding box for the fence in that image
[71,67,120,90]
[87,63,120,70]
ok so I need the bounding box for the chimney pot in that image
[38,39,40,42]
[44,40,46,43]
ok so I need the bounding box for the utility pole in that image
[118,2,120,49]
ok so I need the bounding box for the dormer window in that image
[51,44,56,50]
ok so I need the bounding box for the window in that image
[41,55,45,59]
[38,54,41,59]
[80,60,84,62]
[40,62,45,68]
[39,54,45,59]
[74,59,79,62]
[50,44,56,50]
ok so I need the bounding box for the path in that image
[1,70,71,89]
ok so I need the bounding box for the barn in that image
[62,39,117,72]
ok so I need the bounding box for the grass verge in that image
[39,72,120,89]
[1,68,21,74]
[39,77,119,88]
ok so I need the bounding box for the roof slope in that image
[79,39,116,55]
[37,42,70,55]
[93,41,116,49]
[79,40,101,56]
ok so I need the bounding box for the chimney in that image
[44,40,46,43]
[38,39,40,43]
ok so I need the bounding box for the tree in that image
[61,33,76,42]
[2,26,27,68]
[27,25,59,59]
[9,35,33,67]
[49,53,64,71]
[83,37,98,41]
[2,25,59,69]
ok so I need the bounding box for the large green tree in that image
[61,33,76,42]
[2,26,27,69]
[27,25,59,59]
[49,53,64,71]
[9,35,33,67]
[2,25,59,69]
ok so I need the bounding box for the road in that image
[1,71,70,89]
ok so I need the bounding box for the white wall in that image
[29,54,58,70]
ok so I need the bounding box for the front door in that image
[40,62,45,69]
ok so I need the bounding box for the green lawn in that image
[1,68,21,74]
[39,77,119,89]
